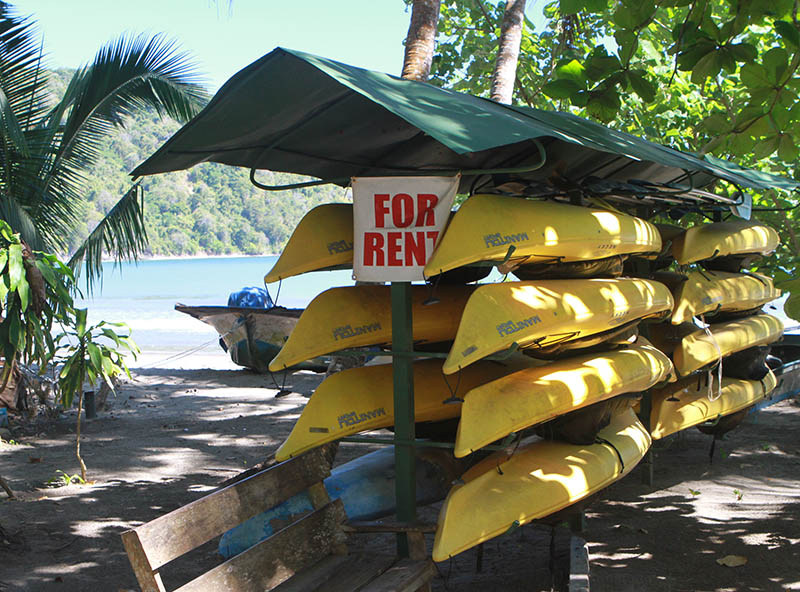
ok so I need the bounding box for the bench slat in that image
[130,447,333,570]
[174,499,347,592]
[272,553,397,592]
[358,559,436,592]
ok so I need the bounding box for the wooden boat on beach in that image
[175,304,328,372]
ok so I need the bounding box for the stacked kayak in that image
[262,195,784,563]
[644,220,782,432]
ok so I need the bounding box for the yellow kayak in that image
[264,203,353,284]
[269,285,474,372]
[442,278,673,375]
[432,408,650,562]
[672,313,784,376]
[454,343,674,457]
[275,358,523,461]
[667,270,780,325]
[423,194,661,278]
[649,369,776,439]
[671,220,779,265]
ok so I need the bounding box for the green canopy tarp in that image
[133,47,799,195]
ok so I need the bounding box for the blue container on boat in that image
[0,408,8,428]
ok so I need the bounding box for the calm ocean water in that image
[76,256,354,356]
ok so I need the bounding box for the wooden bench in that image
[121,446,436,592]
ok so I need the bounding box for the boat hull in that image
[442,278,673,374]
[663,270,780,325]
[275,358,526,461]
[432,408,650,562]
[671,221,779,265]
[423,194,661,278]
[268,284,475,372]
[672,313,784,376]
[649,369,776,439]
[264,203,353,283]
[174,305,326,372]
[455,343,674,457]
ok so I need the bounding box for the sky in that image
[13,0,544,93]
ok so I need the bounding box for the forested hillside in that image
[51,69,346,258]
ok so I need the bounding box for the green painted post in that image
[391,281,416,557]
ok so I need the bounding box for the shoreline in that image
[101,252,280,263]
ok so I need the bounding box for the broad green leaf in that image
[677,40,717,71]
[542,79,581,99]
[584,0,607,11]
[17,275,28,312]
[559,0,584,15]
[7,244,22,291]
[0,275,9,303]
[101,328,121,347]
[75,308,88,338]
[87,342,103,372]
[0,250,7,274]
[586,89,621,122]
[556,59,587,85]
[763,47,789,83]
[703,113,730,135]
[753,135,780,159]
[691,51,722,83]
[785,289,800,321]
[8,314,23,351]
[740,64,772,89]
[774,20,800,47]
[778,133,798,161]
[615,30,639,64]
[628,71,656,102]
[725,43,757,62]
[612,6,636,28]
[584,49,621,81]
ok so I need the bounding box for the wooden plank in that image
[120,529,167,592]
[343,521,437,534]
[272,552,396,592]
[175,500,347,592]
[134,447,333,569]
[359,559,436,592]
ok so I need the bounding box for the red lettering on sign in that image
[387,232,402,266]
[364,233,384,265]
[416,194,438,226]
[374,194,390,228]
[392,193,415,228]
[426,230,439,251]
[405,231,426,266]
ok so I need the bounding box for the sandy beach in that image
[0,360,798,591]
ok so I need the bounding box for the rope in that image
[697,315,723,402]
[132,319,245,370]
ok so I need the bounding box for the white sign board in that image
[352,175,459,282]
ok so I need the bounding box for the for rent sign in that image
[352,175,459,281]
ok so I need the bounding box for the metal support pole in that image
[391,281,416,557]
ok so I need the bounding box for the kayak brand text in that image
[327,239,353,254]
[496,315,542,337]
[338,407,386,428]
[332,323,382,341]
[483,232,529,248]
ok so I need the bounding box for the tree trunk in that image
[401,0,441,81]
[491,0,528,104]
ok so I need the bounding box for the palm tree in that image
[0,3,207,286]
[401,0,441,81]
[490,0,527,104]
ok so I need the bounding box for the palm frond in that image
[68,183,148,292]
[48,32,207,181]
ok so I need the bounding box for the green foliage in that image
[54,309,139,409]
[46,470,86,487]
[431,0,800,319]
[0,3,207,290]
[0,220,75,383]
